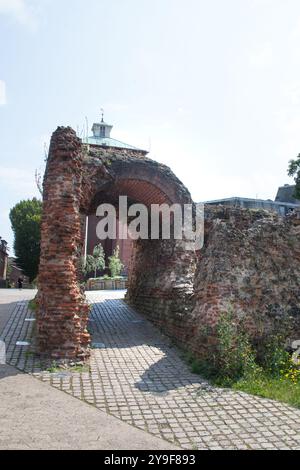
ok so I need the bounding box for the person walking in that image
[17,277,23,290]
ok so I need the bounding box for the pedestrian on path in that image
[17,277,23,290]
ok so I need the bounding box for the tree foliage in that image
[108,245,124,278]
[9,198,42,282]
[83,243,105,278]
[288,154,300,199]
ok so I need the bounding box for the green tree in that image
[108,245,124,278]
[288,154,300,199]
[83,243,105,278]
[9,198,42,282]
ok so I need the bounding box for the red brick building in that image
[85,114,147,273]
[7,257,30,288]
[86,215,133,274]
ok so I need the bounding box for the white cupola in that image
[91,110,113,138]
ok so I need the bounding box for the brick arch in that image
[87,178,173,213]
[117,179,170,205]
[81,150,192,212]
[37,127,195,360]
[110,159,192,206]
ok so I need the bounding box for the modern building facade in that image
[205,184,300,216]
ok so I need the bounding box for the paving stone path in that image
[1,291,300,450]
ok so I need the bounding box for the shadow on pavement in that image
[89,298,208,393]
[0,364,23,380]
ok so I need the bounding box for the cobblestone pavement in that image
[1,290,300,450]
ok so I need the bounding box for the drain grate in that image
[52,372,73,379]
[91,342,106,349]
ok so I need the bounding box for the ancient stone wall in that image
[127,207,300,360]
[190,206,300,358]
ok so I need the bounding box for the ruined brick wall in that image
[190,207,300,357]
[128,207,300,360]
[37,127,90,359]
[37,126,193,359]
[126,238,196,339]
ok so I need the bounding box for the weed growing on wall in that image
[187,308,300,408]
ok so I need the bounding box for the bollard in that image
[0,340,6,365]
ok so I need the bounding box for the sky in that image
[1,0,300,251]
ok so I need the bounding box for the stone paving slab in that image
[0,289,36,334]
[0,364,177,450]
[1,290,300,450]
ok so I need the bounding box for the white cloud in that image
[0,166,39,194]
[113,127,150,151]
[102,103,128,114]
[275,79,300,164]
[249,42,273,68]
[249,0,273,7]
[287,17,300,64]
[0,80,6,105]
[278,115,300,161]
[289,17,300,41]
[284,84,300,106]
[0,0,37,30]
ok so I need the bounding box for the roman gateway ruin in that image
[37,126,300,360]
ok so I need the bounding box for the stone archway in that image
[37,127,195,359]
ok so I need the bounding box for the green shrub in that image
[108,246,124,278]
[28,297,38,312]
[186,307,300,408]
[261,334,290,377]
[194,309,259,385]
[232,376,300,408]
[82,243,105,278]
[216,310,255,382]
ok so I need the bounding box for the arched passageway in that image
[37,127,195,359]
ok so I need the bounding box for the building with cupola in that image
[84,112,146,153]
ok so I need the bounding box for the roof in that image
[84,136,147,152]
[93,120,111,126]
[205,196,300,208]
[204,196,300,216]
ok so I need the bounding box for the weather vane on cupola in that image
[91,109,112,139]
